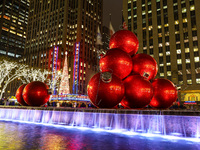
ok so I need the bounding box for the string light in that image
[59,51,70,95]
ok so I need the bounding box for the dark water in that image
[0,121,199,150]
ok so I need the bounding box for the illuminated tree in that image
[0,60,18,87]
[0,58,50,99]
[0,62,27,99]
[20,67,50,83]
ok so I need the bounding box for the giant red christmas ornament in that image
[87,72,124,108]
[132,53,158,81]
[99,48,132,79]
[121,75,153,108]
[109,30,139,56]
[16,84,29,106]
[149,78,178,109]
[22,81,50,106]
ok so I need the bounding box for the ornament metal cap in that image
[101,72,112,83]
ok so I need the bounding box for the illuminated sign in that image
[51,94,90,101]
[73,42,80,94]
[184,101,197,105]
[52,46,59,95]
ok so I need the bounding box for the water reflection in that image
[0,121,199,150]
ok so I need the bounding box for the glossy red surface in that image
[22,81,50,106]
[121,75,153,108]
[87,72,124,108]
[109,30,139,56]
[16,84,29,106]
[132,53,158,81]
[149,78,178,109]
[99,48,133,79]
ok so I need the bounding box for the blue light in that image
[0,108,200,142]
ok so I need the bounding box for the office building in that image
[24,0,103,94]
[0,0,29,58]
[102,25,110,50]
[123,0,200,107]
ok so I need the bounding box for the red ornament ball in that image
[22,81,50,106]
[149,78,178,109]
[16,84,29,106]
[121,75,153,108]
[132,53,158,81]
[99,48,133,79]
[109,30,139,56]
[87,72,124,108]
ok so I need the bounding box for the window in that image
[194,57,199,62]
[177,59,182,64]
[187,79,192,84]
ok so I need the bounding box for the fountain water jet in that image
[0,107,199,140]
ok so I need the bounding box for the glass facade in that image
[0,0,29,58]
[25,0,103,94]
[124,0,200,90]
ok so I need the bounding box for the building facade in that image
[24,0,103,95]
[0,0,29,58]
[0,0,29,98]
[102,25,110,50]
[123,0,200,103]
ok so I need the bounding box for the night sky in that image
[103,0,123,32]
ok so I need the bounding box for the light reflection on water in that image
[0,121,199,150]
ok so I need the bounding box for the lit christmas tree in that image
[59,51,70,95]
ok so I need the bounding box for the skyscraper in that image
[123,0,200,106]
[25,0,103,94]
[0,0,29,58]
[102,26,110,50]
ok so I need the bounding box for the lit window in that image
[160,73,164,77]
[176,49,181,54]
[179,81,183,85]
[183,18,187,23]
[190,5,195,11]
[159,53,163,56]
[167,71,171,76]
[164,24,169,27]
[10,30,16,34]
[185,48,190,53]
[196,78,200,84]
[175,20,179,24]
[194,48,198,52]
[187,79,192,84]
[166,51,170,55]
[194,57,199,62]
[182,8,187,13]
[186,59,190,63]
[160,64,164,66]
[177,59,182,64]
[167,63,171,66]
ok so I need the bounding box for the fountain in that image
[0,107,199,140]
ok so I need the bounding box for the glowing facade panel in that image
[73,42,80,94]
[52,46,59,95]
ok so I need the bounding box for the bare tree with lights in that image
[0,60,18,87]
[0,58,50,99]
[20,67,50,83]
[0,63,27,99]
